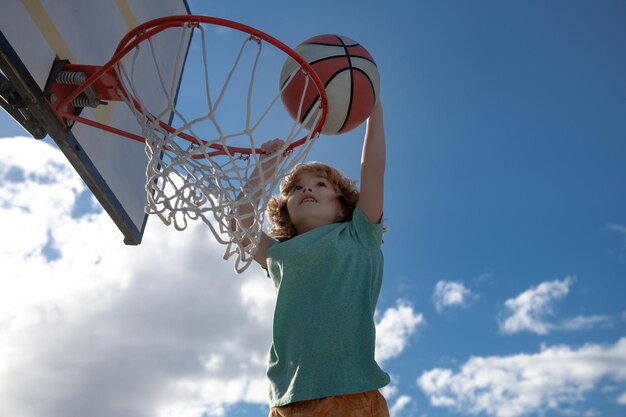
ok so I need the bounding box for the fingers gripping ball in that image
[280,34,380,135]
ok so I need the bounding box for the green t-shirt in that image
[265,204,390,407]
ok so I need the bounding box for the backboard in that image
[0,0,191,245]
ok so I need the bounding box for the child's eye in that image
[294,185,303,190]
[317,182,326,187]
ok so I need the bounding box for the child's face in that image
[286,171,343,235]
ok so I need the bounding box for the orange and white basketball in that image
[279,34,380,135]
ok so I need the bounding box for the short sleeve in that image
[349,204,384,249]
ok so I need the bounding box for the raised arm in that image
[231,139,284,268]
[359,101,386,223]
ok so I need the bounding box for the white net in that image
[113,22,324,273]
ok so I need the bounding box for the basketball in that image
[279,34,380,135]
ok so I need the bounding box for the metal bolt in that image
[33,128,46,139]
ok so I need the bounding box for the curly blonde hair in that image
[266,162,360,241]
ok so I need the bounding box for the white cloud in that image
[0,138,274,417]
[0,137,419,417]
[375,300,425,363]
[418,338,626,417]
[500,277,573,334]
[379,379,414,417]
[499,277,611,335]
[560,315,612,330]
[608,223,626,262]
[432,280,474,312]
[380,377,399,399]
[389,395,412,417]
[608,223,626,234]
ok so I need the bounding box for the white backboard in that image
[0,0,191,244]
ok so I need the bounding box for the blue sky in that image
[1,1,625,417]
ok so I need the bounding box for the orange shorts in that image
[268,390,390,417]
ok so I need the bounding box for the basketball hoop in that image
[46,15,329,272]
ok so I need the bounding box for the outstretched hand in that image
[257,138,286,176]
[233,138,285,234]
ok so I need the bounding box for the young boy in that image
[237,101,389,416]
